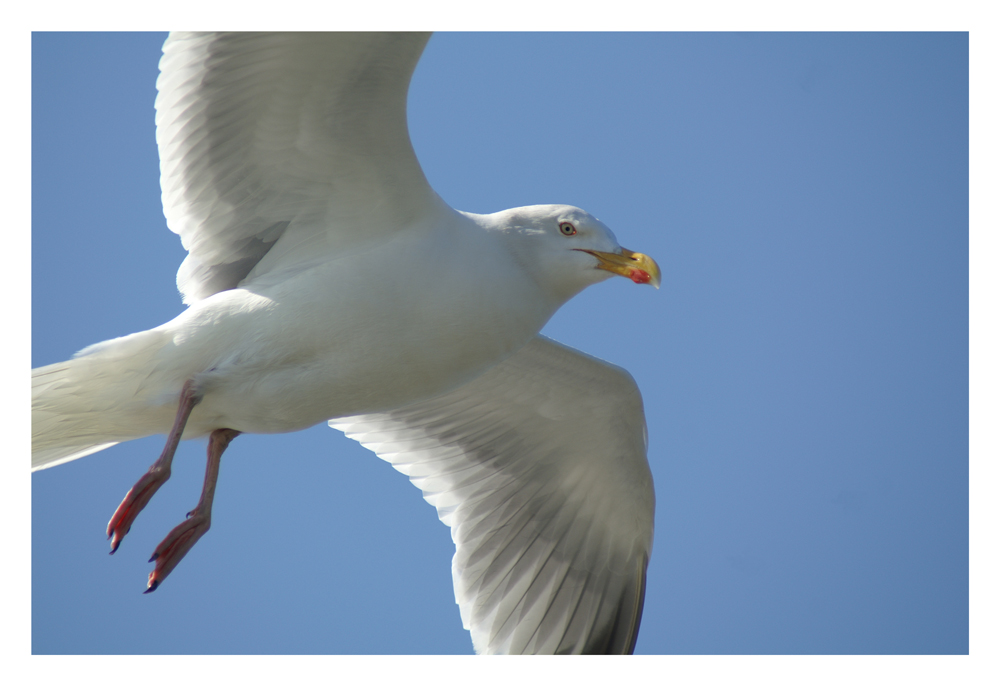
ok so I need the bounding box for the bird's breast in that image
[170,233,555,436]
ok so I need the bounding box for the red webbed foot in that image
[107,466,171,554]
[144,509,212,593]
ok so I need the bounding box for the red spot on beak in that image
[629,269,651,285]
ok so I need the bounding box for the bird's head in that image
[486,204,661,302]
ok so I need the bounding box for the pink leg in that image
[107,380,200,553]
[144,427,240,593]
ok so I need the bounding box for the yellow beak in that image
[575,248,661,289]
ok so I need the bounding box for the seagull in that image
[31,32,659,655]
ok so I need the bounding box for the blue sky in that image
[31,32,968,655]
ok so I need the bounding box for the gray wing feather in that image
[331,336,655,654]
[156,32,438,303]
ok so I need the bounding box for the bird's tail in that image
[32,328,175,471]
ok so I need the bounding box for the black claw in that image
[148,552,159,563]
[144,580,159,594]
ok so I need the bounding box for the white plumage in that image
[31,32,659,654]
[333,336,653,654]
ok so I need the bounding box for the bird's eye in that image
[559,222,577,236]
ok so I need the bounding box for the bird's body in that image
[34,204,613,459]
[32,32,659,654]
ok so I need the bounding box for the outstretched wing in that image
[156,32,440,303]
[331,336,655,654]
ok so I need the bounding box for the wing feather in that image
[155,32,439,303]
[331,336,655,654]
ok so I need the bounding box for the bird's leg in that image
[107,380,201,553]
[144,427,240,593]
